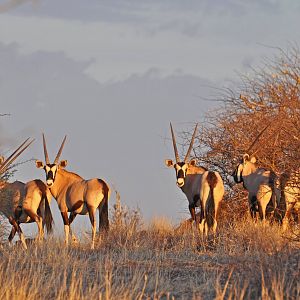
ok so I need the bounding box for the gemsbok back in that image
[165,123,224,236]
[36,134,110,249]
[0,179,53,249]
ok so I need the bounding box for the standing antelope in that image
[165,123,224,236]
[36,134,110,249]
[231,124,283,223]
[232,154,279,222]
[0,138,52,249]
[0,179,53,249]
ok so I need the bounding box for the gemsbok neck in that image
[58,169,83,181]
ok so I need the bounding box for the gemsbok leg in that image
[61,211,70,246]
[68,211,78,242]
[8,216,27,249]
[87,205,97,250]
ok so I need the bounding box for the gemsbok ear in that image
[0,156,4,165]
[243,154,250,162]
[250,156,257,164]
[165,159,174,168]
[59,160,68,168]
[189,159,197,166]
[35,160,44,169]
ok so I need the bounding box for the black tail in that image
[98,180,110,233]
[206,171,218,228]
[43,194,54,234]
[269,172,277,211]
[274,173,288,223]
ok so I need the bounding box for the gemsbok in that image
[0,179,53,249]
[0,138,53,248]
[232,154,279,222]
[36,134,110,249]
[232,125,283,223]
[165,123,224,236]
[279,171,300,230]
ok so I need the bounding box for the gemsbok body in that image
[279,171,300,230]
[36,135,110,249]
[165,123,224,236]
[232,154,280,222]
[0,179,53,249]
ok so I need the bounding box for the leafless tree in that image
[182,45,300,222]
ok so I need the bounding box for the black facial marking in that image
[177,169,185,179]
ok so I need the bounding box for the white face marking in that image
[45,165,58,187]
[177,178,184,187]
[175,163,188,187]
[236,164,244,182]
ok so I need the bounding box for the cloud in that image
[0,0,36,13]
[0,42,220,230]
[2,0,292,39]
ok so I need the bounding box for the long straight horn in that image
[54,135,67,164]
[247,122,271,153]
[43,133,50,164]
[170,123,180,163]
[0,138,34,174]
[184,123,198,162]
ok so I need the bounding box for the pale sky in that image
[0,0,299,236]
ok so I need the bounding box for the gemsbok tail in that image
[99,180,110,232]
[206,171,218,228]
[275,173,288,222]
[43,194,54,234]
[269,171,278,213]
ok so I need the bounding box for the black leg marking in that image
[68,212,77,225]
[71,200,84,212]
[61,212,69,225]
[8,226,17,242]
[189,204,196,221]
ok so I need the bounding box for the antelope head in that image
[36,134,67,187]
[232,154,257,183]
[165,123,198,188]
[232,123,270,183]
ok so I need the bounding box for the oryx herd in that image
[0,124,299,249]
[0,135,109,249]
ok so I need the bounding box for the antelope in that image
[279,171,300,230]
[232,125,281,223]
[232,154,279,222]
[0,179,53,249]
[0,138,53,248]
[36,134,110,249]
[165,123,224,236]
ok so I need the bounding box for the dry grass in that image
[0,204,299,300]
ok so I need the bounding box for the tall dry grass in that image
[0,203,299,300]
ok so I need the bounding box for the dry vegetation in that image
[0,204,299,300]
[1,48,300,299]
